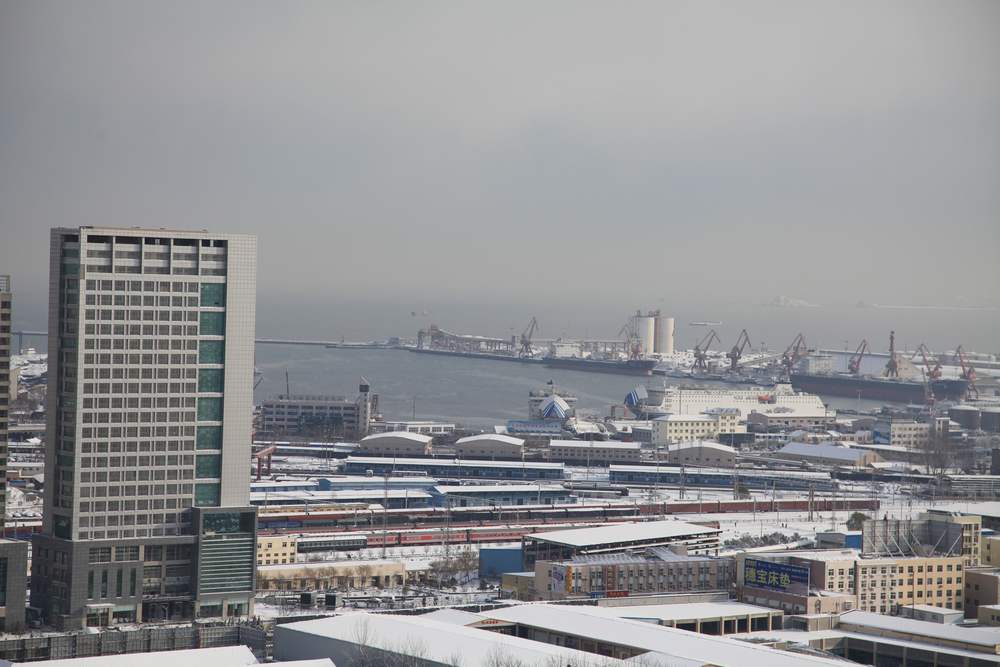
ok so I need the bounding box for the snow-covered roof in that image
[777,442,871,463]
[455,434,524,446]
[433,484,566,494]
[527,519,720,547]
[839,610,1000,648]
[558,601,779,623]
[345,456,563,470]
[29,646,265,667]
[666,441,735,454]
[275,613,627,667]
[477,605,850,666]
[654,414,714,422]
[549,439,641,450]
[361,431,433,444]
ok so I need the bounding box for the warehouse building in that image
[662,441,736,468]
[431,484,572,507]
[342,456,565,480]
[522,519,721,568]
[13,646,333,667]
[453,434,524,460]
[774,441,882,467]
[358,431,433,457]
[546,439,642,464]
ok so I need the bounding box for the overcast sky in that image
[1,1,998,343]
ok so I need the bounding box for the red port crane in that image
[848,339,869,375]
[780,333,810,377]
[692,329,721,372]
[955,345,979,399]
[912,343,943,380]
[726,329,752,372]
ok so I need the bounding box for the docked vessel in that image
[624,382,831,419]
[542,356,657,376]
[789,373,968,403]
[409,346,543,365]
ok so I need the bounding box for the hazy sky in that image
[1,1,998,345]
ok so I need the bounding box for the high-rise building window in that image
[199,312,225,336]
[195,483,221,507]
[197,397,224,421]
[198,340,225,364]
[198,369,224,393]
[196,455,221,479]
[200,283,225,307]
[196,426,223,450]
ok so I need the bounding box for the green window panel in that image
[196,454,222,479]
[195,483,221,507]
[199,340,225,364]
[198,368,224,393]
[198,397,223,421]
[197,426,222,450]
[200,283,226,308]
[199,311,225,336]
[54,515,72,539]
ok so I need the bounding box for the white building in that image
[358,431,433,457]
[547,439,642,464]
[454,433,524,459]
[652,410,744,445]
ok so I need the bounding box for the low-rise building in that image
[774,441,882,467]
[369,420,455,435]
[652,411,744,445]
[863,511,981,566]
[898,603,964,624]
[431,484,571,507]
[259,387,376,440]
[256,559,428,591]
[342,455,565,480]
[546,439,642,464]
[358,431,433,457]
[531,547,733,600]
[257,534,298,566]
[738,549,967,615]
[453,434,524,460]
[964,566,1000,619]
[746,410,835,431]
[522,519,721,568]
[0,538,28,632]
[661,440,736,468]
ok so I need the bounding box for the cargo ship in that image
[789,372,969,403]
[542,356,657,376]
[409,346,543,365]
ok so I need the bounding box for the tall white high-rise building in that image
[31,227,257,629]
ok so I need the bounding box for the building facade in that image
[662,441,736,468]
[258,386,375,440]
[0,275,10,523]
[257,534,298,566]
[546,440,642,464]
[454,434,524,460]
[358,432,433,457]
[31,227,258,629]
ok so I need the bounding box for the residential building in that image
[30,227,258,629]
[530,547,733,600]
[874,417,950,449]
[453,433,524,460]
[258,386,376,440]
[661,440,736,467]
[522,520,721,568]
[983,534,1000,566]
[257,534,298,566]
[964,567,1000,619]
[546,439,642,464]
[357,431,433,457]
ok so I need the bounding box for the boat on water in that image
[542,356,657,376]
[623,382,830,419]
[790,372,968,403]
[409,346,544,365]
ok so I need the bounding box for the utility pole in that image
[381,472,390,559]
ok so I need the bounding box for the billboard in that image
[550,564,570,592]
[743,558,809,595]
[507,420,564,435]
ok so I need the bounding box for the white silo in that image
[654,315,675,355]
[637,312,656,356]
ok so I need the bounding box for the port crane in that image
[726,329,752,371]
[911,343,943,380]
[518,317,539,358]
[847,339,869,375]
[955,345,979,399]
[618,319,644,361]
[780,333,810,377]
[884,331,900,378]
[692,329,721,372]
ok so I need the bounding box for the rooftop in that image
[15,646,331,667]
[345,456,564,470]
[549,439,641,450]
[777,441,871,462]
[476,604,849,666]
[433,484,566,494]
[839,610,1000,648]
[582,601,781,623]
[275,613,627,667]
[666,440,736,453]
[455,434,525,446]
[361,431,433,444]
[527,519,721,548]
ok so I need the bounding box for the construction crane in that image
[912,343,942,380]
[518,317,539,358]
[780,333,810,377]
[884,330,900,378]
[726,329,752,372]
[955,345,979,399]
[619,319,644,361]
[692,329,721,372]
[847,339,869,375]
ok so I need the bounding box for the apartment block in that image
[30,227,258,629]
[652,410,745,445]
